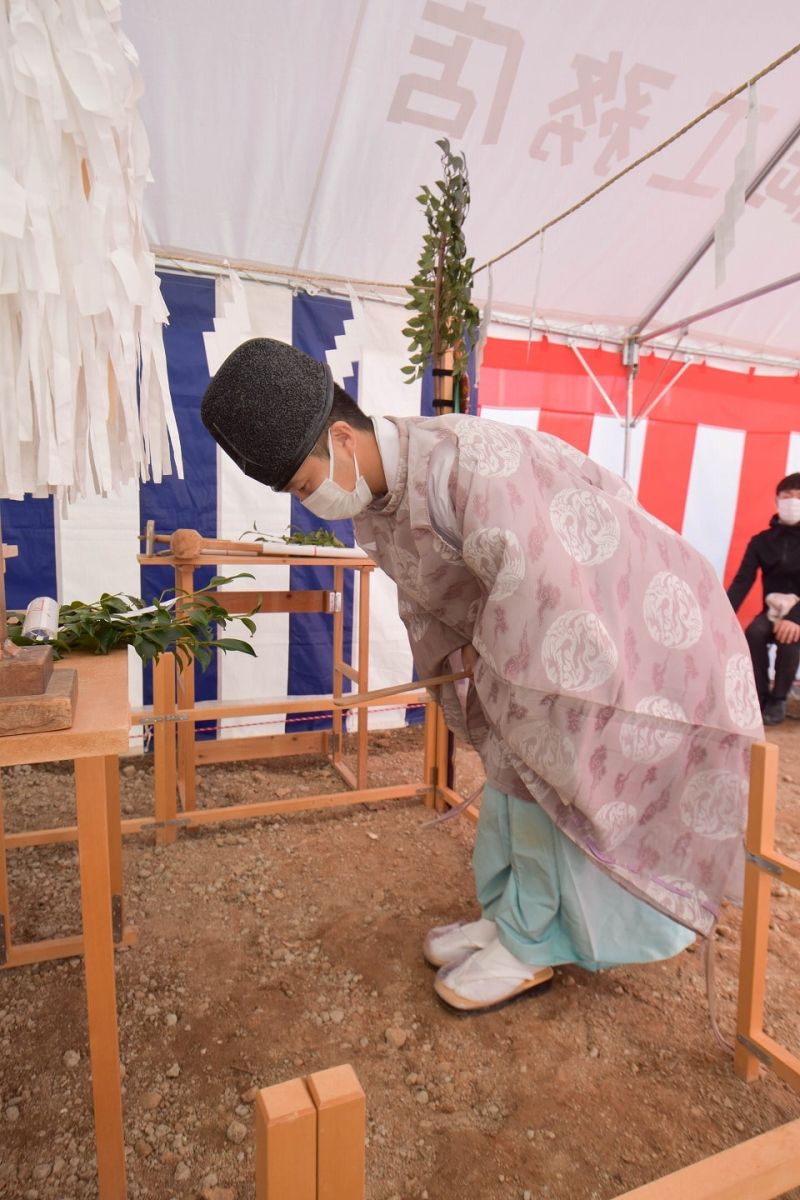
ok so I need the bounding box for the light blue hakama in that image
[474,785,695,971]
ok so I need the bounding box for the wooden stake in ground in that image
[307,1065,366,1200]
[255,1077,317,1200]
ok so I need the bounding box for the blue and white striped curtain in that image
[1,272,434,748]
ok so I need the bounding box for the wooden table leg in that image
[103,757,125,943]
[75,756,127,1199]
[0,772,11,964]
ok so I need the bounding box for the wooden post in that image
[432,348,455,413]
[356,567,370,789]
[0,773,10,964]
[152,653,178,846]
[103,757,125,943]
[255,1077,316,1200]
[331,565,344,773]
[307,1065,365,1200]
[75,755,127,1200]
[735,741,779,1082]
[175,564,197,811]
[422,702,437,809]
[0,513,8,654]
[434,707,450,813]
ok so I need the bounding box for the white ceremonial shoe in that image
[433,935,553,1012]
[422,916,497,968]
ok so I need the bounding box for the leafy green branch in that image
[7,575,258,670]
[402,137,480,388]
[241,523,345,549]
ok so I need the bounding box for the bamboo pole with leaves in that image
[402,138,480,413]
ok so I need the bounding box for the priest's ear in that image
[328,420,358,457]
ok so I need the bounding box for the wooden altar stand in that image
[2,539,460,853]
[0,651,132,1199]
[126,543,457,843]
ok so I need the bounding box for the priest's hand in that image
[774,619,800,644]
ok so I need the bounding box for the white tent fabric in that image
[125,0,800,370]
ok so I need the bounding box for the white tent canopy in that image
[126,0,800,371]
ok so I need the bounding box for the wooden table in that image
[0,651,130,1199]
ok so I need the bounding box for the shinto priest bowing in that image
[200,338,761,1013]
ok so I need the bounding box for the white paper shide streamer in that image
[0,1,180,502]
[714,84,759,287]
[324,282,365,386]
[204,267,253,376]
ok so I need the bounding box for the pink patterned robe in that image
[354,416,762,937]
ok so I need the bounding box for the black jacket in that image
[727,515,800,623]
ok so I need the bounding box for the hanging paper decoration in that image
[325,282,364,386]
[714,83,759,287]
[203,267,253,377]
[0,0,180,502]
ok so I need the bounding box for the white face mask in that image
[778,497,800,525]
[301,432,373,521]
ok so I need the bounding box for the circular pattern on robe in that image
[643,571,702,649]
[724,653,762,731]
[619,695,688,764]
[458,421,521,477]
[462,527,525,599]
[536,431,587,470]
[549,487,621,566]
[540,609,618,692]
[645,876,710,929]
[680,769,747,840]
[615,482,638,507]
[507,721,577,789]
[593,801,638,851]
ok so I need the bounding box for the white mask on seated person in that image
[777,497,800,525]
[301,431,373,520]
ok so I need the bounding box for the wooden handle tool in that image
[332,668,471,707]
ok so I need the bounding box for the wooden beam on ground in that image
[611,1117,800,1199]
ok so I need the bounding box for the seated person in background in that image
[727,472,800,726]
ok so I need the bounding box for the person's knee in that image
[745,615,771,647]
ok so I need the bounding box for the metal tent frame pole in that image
[630,117,800,339]
[616,116,800,478]
[636,271,800,346]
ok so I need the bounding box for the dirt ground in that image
[1,721,799,1200]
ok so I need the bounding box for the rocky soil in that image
[1,724,799,1200]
